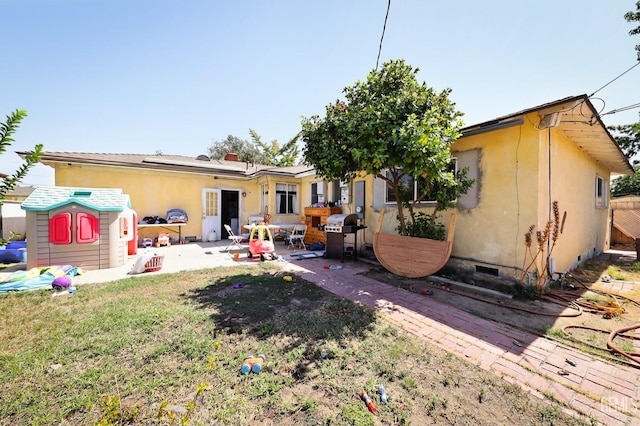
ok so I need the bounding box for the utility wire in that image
[589,61,640,98]
[600,102,640,117]
[375,0,391,70]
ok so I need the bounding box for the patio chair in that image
[224,224,246,252]
[288,224,307,250]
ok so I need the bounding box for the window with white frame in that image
[311,181,326,205]
[276,183,298,214]
[384,160,457,204]
[595,175,608,208]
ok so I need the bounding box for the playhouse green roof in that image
[21,186,131,212]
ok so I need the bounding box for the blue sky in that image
[2,0,640,184]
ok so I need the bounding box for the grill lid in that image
[326,214,358,226]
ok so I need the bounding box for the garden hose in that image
[562,325,640,357]
[607,324,640,366]
[543,291,625,317]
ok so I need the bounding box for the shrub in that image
[397,211,445,241]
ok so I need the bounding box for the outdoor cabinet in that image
[303,207,342,244]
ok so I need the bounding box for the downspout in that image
[547,127,553,276]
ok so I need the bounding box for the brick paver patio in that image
[283,257,640,425]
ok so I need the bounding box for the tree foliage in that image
[301,59,473,236]
[625,0,640,56]
[207,131,300,166]
[609,116,640,161]
[612,164,640,197]
[207,135,267,163]
[0,110,43,205]
[249,129,300,167]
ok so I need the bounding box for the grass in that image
[1,264,589,425]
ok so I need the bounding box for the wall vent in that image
[475,265,499,276]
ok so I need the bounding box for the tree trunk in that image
[394,184,407,235]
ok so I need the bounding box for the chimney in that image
[224,153,239,161]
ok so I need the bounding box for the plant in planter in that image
[397,211,445,241]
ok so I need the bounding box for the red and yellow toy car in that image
[247,224,277,261]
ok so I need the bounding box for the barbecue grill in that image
[323,214,366,261]
[324,214,359,233]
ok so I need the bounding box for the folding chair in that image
[288,224,307,250]
[224,224,245,252]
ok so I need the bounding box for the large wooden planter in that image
[373,209,456,278]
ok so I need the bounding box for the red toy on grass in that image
[247,224,277,261]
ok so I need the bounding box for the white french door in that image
[202,189,221,241]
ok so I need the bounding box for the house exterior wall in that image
[257,175,308,224]
[448,112,611,280]
[54,164,259,242]
[44,110,618,284]
[449,117,540,279]
[541,122,612,272]
[357,111,613,284]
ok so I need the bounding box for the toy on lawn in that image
[52,275,72,290]
[241,355,254,374]
[240,354,266,374]
[247,224,277,261]
[378,384,388,403]
[360,390,378,413]
[251,354,266,373]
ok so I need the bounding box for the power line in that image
[589,61,640,98]
[375,0,391,70]
[600,102,640,117]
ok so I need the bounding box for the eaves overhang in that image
[461,95,634,176]
[16,152,259,180]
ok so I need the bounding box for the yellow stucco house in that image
[19,94,633,285]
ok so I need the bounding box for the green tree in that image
[208,132,300,166]
[207,135,267,164]
[249,129,300,167]
[0,110,43,204]
[301,59,473,236]
[625,0,640,56]
[609,115,640,160]
[612,164,640,197]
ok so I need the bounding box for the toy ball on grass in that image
[283,276,293,282]
[52,276,72,289]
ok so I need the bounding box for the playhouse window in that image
[49,212,99,244]
[119,216,129,239]
[49,213,72,244]
[76,212,99,243]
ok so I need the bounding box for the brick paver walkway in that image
[283,257,640,426]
